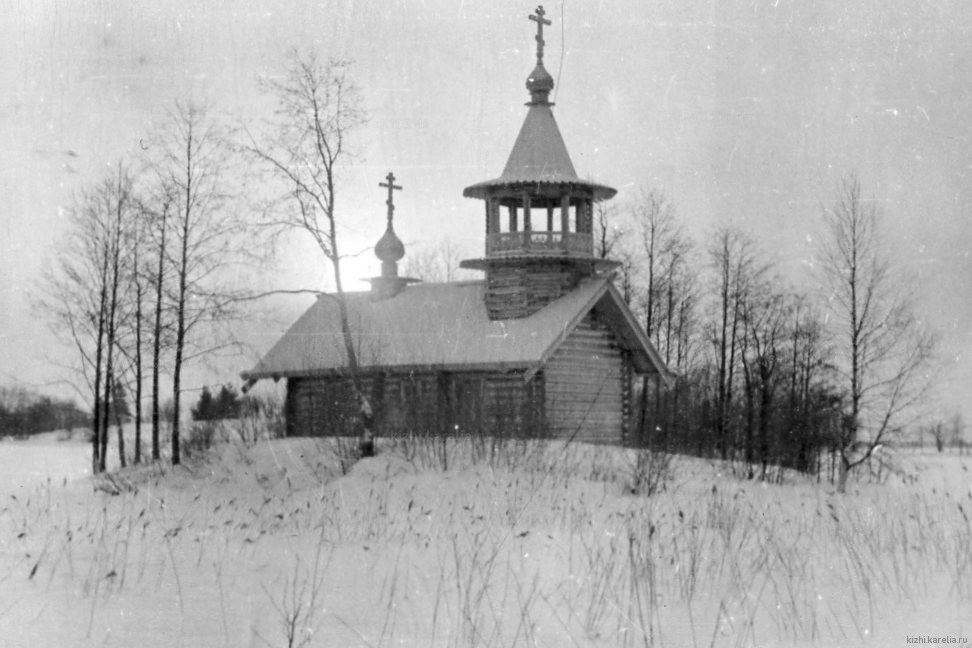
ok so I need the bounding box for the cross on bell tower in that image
[529,5,552,64]
[461,5,618,320]
[524,5,555,105]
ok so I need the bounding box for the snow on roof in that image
[501,104,578,183]
[462,104,616,201]
[242,277,667,381]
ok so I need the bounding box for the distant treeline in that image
[0,386,89,437]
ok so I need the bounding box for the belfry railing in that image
[486,231,592,258]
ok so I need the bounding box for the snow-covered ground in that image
[1,432,970,647]
[1,431,94,495]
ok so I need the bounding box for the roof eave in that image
[462,179,617,201]
[241,360,541,383]
[528,278,673,386]
[601,282,675,386]
[534,278,612,367]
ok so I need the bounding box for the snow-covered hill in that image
[1,434,969,647]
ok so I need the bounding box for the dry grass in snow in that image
[1,431,970,647]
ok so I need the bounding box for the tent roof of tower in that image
[463,103,616,201]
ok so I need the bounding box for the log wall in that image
[485,261,585,320]
[544,312,625,444]
[287,370,543,438]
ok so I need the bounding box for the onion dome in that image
[462,5,615,201]
[526,63,554,105]
[375,225,404,265]
[370,171,419,299]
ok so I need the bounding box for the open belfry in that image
[242,6,671,444]
[461,5,620,320]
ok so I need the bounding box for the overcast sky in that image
[2,0,970,421]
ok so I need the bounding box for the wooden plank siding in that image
[287,371,544,438]
[544,312,626,444]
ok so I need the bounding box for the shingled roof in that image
[502,104,578,182]
[463,104,616,200]
[242,277,669,381]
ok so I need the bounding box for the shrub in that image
[237,393,286,445]
[184,421,220,458]
[630,448,673,496]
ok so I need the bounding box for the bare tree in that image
[594,202,624,259]
[98,167,136,470]
[783,301,838,474]
[665,255,702,444]
[927,420,947,453]
[705,226,762,460]
[41,194,107,472]
[627,190,681,441]
[148,100,248,465]
[631,190,677,341]
[739,283,790,476]
[949,412,967,455]
[590,200,637,304]
[401,238,470,283]
[38,166,137,472]
[127,215,146,465]
[819,174,937,492]
[145,183,176,461]
[652,225,695,374]
[245,52,374,455]
[108,194,155,466]
[614,247,638,306]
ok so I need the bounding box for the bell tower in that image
[461,5,618,320]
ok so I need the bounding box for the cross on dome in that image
[379,171,403,226]
[528,6,552,64]
[525,6,555,104]
[375,171,405,267]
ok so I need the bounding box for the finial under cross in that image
[529,5,552,64]
[379,172,403,225]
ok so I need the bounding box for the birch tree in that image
[39,166,137,472]
[144,182,176,461]
[819,174,937,492]
[108,195,154,465]
[245,52,374,456]
[148,100,248,465]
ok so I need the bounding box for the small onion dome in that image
[375,226,405,263]
[526,64,554,104]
